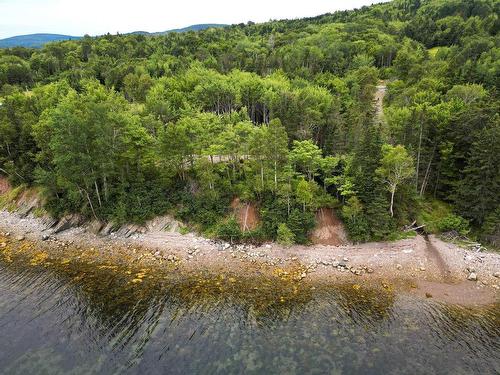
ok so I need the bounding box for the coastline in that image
[1,209,499,306]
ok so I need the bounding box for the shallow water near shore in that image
[0,251,499,375]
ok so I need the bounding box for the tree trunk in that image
[390,186,396,217]
[420,144,436,197]
[415,119,423,192]
[261,162,264,188]
[103,175,108,201]
[274,160,277,190]
[85,190,99,221]
[5,142,11,157]
[94,180,102,207]
[433,165,441,198]
[0,167,24,181]
[243,204,249,231]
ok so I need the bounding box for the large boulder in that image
[86,220,105,234]
[52,214,85,234]
[146,215,183,233]
[100,222,117,236]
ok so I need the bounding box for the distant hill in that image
[0,33,81,48]
[130,24,228,36]
[0,24,227,48]
[158,24,227,34]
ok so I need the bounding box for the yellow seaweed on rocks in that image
[381,282,393,292]
[273,268,289,279]
[98,265,118,270]
[273,264,308,282]
[2,248,13,263]
[30,251,48,266]
[19,243,31,252]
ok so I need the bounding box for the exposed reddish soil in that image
[231,197,259,232]
[0,176,11,195]
[311,208,348,246]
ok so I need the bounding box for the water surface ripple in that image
[0,257,498,374]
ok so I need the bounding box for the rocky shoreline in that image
[1,209,499,305]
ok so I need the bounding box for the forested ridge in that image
[0,0,498,245]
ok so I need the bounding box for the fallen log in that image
[404,224,426,232]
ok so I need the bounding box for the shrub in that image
[213,217,241,243]
[176,189,230,230]
[481,208,500,247]
[287,208,315,244]
[179,226,190,235]
[276,223,295,246]
[341,196,370,242]
[417,199,453,233]
[241,227,266,244]
[259,192,289,239]
[364,195,396,240]
[437,214,470,235]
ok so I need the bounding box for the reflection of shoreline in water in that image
[0,245,499,375]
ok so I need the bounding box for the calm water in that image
[0,253,499,375]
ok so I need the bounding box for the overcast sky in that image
[0,0,386,39]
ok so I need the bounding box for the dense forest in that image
[0,0,498,245]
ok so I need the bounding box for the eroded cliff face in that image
[0,178,184,239]
[311,207,348,246]
[231,197,260,232]
[1,180,349,247]
[0,176,11,195]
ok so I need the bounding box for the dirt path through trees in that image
[374,81,387,120]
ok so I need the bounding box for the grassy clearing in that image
[0,184,26,211]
